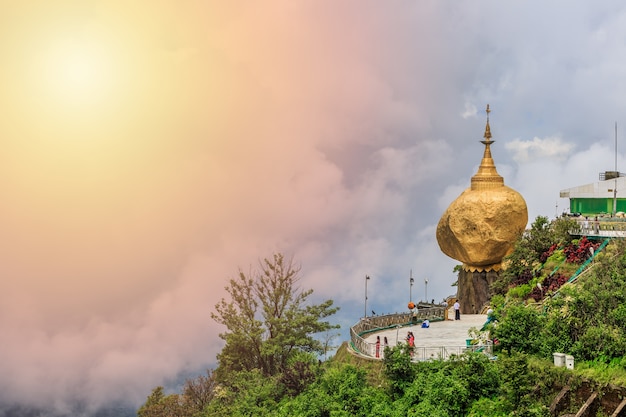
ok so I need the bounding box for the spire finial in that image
[483,104,492,142]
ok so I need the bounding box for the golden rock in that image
[436,105,528,271]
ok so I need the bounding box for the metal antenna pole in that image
[614,122,618,216]
[364,275,370,318]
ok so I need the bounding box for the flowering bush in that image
[563,237,600,263]
[528,273,570,302]
[539,243,559,263]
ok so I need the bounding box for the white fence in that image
[349,307,446,358]
[350,308,494,360]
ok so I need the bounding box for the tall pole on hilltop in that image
[425,278,428,304]
[614,122,618,217]
[364,275,370,318]
[409,270,414,302]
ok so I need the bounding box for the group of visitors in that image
[375,335,389,358]
[370,298,467,359]
[582,216,600,234]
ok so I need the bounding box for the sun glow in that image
[7,23,145,144]
[39,36,117,106]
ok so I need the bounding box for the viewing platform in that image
[350,311,491,361]
[569,218,626,238]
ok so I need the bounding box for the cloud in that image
[461,102,478,120]
[506,136,576,163]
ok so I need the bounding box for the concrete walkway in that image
[363,314,489,359]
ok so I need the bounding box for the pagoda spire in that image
[471,104,503,190]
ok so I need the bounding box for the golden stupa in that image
[437,105,528,273]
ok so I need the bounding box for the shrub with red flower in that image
[539,243,559,263]
[563,237,600,264]
[510,269,534,287]
[529,273,570,302]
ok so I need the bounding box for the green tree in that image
[182,370,218,415]
[382,344,416,398]
[550,216,577,245]
[202,369,280,417]
[385,353,500,417]
[527,216,553,257]
[496,352,549,415]
[277,364,391,417]
[211,253,339,381]
[450,352,500,402]
[493,303,544,354]
[137,386,186,417]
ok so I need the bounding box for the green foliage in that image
[491,216,626,368]
[382,344,416,398]
[495,215,576,295]
[276,363,390,417]
[181,370,218,415]
[381,352,502,417]
[542,249,565,270]
[466,397,509,417]
[536,239,626,362]
[450,352,501,402]
[137,371,219,417]
[202,369,281,417]
[493,304,544,354]
[137,387,187,417]
[495,352,550,415]
[574,357,626,387]
[507,283,532,299]
[496,236,537,294]
[527,216,554,257]
[212,253,339,380]
[551,216,578,246]
[278,351,319,397]
[393,362,465,416]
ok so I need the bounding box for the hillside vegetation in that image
[137,216,626,416]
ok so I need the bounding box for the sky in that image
[2,0,626,414]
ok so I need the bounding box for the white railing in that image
[570,219,626,237]
[409,343,493,361]
[349,307,446,358]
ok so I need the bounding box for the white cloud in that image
[461,102,478,119]
[506,136,576,163]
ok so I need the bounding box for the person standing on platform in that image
[454,300,461,320]
[407,332,415,357]
[375,336,381,358]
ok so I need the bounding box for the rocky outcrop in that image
[456,269,500,314]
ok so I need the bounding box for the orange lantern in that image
[408,301,415,310]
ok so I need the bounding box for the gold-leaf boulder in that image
[436,105,528,271]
